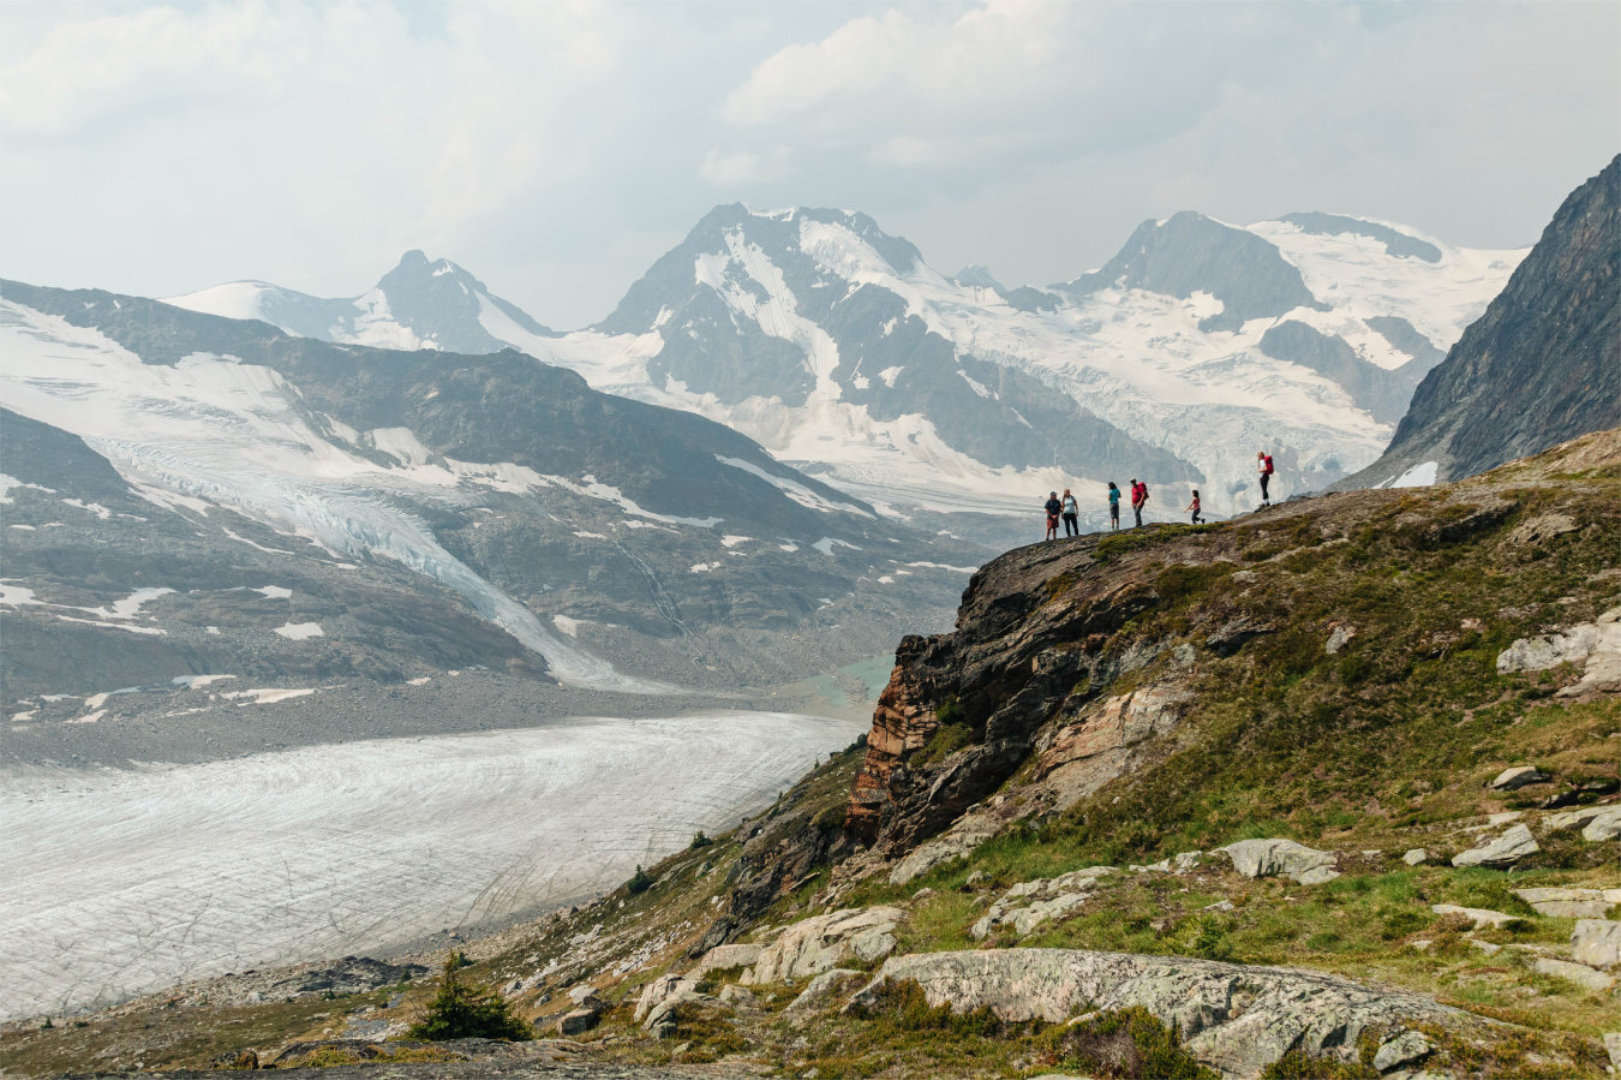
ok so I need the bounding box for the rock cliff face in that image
[1340,155,1620,488]
[848,541,1165,849]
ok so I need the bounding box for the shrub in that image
[1190,917,1235,961]
[689,831,712,850]
[849,978,1003,1038]
[407,954,531,1042]
[915,722,972,766]
[1055,1006,1216,1079]
[628,865,654,894]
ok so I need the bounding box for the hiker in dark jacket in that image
[1044,492,1062,540]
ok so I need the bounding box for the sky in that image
[1,1,1616,329]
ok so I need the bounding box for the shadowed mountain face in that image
[1339,155,1621,489]
[1058,210,1329,332]
[1,279,974,705]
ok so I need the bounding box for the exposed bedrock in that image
[848,948,1467,1079]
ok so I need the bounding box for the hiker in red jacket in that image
[1130,478,1149,528]
[1257,450,1275,507]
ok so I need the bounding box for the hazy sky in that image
[2,1,1616,328]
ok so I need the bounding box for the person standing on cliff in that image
[1107,481,1121,530]
[1061,489,1079,537]
[1257,450,1275,508]
[1130,479,1149,528]
[1043,491,1062,540]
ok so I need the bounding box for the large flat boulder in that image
[747,907,905,984]
[1218,838,1338,884]
[846,948,1464,1079]
[1451,823,1538,868]
[970,866,1116,940]
[1515,887,1621,919]
[1572,919,1621,970]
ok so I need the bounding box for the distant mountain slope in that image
[165,207,1524,522]
[164,250,554,355]
[1338,155,1620,489]
[1,279,970,704]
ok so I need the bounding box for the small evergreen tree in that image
[407,954,531,1042]
[689,830,712,849]
[627,864,654,894]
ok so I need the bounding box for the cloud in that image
[698,146,794,187]
[724,3,1067,126]
[0,1,1614,330]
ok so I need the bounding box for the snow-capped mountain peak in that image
[161,203,1526,524]
[165,250,554,357]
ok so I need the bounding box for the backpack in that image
[1262,454,1275,475]
[1139,483,1150,502]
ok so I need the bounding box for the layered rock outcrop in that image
[848,948,1467,1079]
[846,537,1172,853]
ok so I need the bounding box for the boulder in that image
[971,866,1116,940]
[640,988,707,1034]
[1489,765,1550,790]
[1604,1033,1621,1074]
[1450,824,1538,868]
[1497,608,1621,696]
[1543,804,1614,832]
[555,1008,599,1036]
[1402,848,1429,866]
[716,984,756,1007]
[888,827,995,885]
[1430,904,1520,930]
[785,968,864,1012]
[1571,919,1621,970]
[1514,887,1621,919]
[1218,838,1338,884]
[1531,957,1614,992]
[1496,623,1603,673]
[846,948,1463,1078]
[633,972,686,1023]
[1372,1029,1434,1073]
[691,943,762,978]
[566,984,601,1007]
[1582,805,1621,842]
[1505,511,1578,546]
[747,907,905,984]
[1172,850,1204,873]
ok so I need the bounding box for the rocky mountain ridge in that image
[1340,154,1621,490]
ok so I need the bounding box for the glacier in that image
[0,711,861,1021]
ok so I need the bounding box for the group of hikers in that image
[1042,450,1276,540]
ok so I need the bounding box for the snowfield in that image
[0,299,655,693]
[0,711,859,1021]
